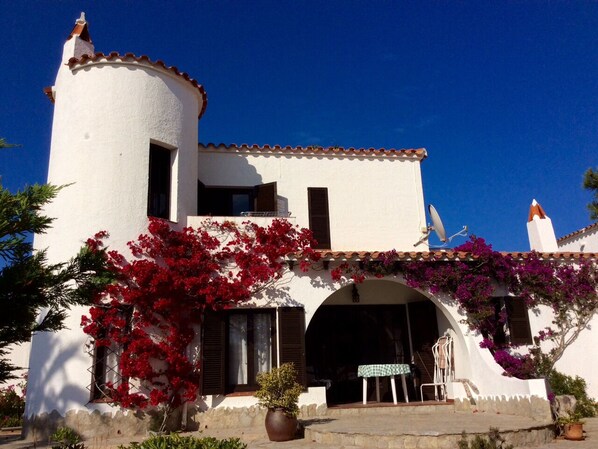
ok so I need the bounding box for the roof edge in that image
[558,221,598,243]
[297,250,598,262]
[199,143,427,160]
[67,52,208,118]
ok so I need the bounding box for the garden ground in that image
[2,415,597,449]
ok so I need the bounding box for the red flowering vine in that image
[81,218,318,416]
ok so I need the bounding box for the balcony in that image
[187,212,296,228]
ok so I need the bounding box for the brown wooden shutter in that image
[308,187,331,249]
[278,307,307,387]
[255,182,277,213]
[505,297,533,346]
[201,311,226,395]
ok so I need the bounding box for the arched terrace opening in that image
[305,279,452,406]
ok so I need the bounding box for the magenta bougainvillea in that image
[331,236,598,379]
[81,218,318,411]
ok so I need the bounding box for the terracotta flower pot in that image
[564,422,584,441]
[264,408,297,441]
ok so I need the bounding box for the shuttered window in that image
[201,307,306,395]
[197,181,277,216]
[201,311,226,395]
[255,182,277,213]
[308,187,331,249]
[504,297,533,346]
[279,307,307,387]
[492,297,533,346]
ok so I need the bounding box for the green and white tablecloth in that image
[357,364,411,378]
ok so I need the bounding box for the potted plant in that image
[254,363,303,442]
[557,410,585,441]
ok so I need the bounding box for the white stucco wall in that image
[26,45,203,418]
[197,146,429,252]
[201,268,546,410]
[558,224,598,252]
[529,304,598,399]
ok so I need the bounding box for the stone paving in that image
[2,415,597,449]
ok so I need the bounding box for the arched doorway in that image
[305,280,441,405]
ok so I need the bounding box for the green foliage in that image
[0,180,114,382]
[583,167,598,220]
[549,370,598,418]
[117,434,246,449]
[458,428,514,449]
[0,138,19,149]
[0,385,24,427]
[254,363,303,418]
[50,426,84,449]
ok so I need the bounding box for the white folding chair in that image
[419,333,453,401]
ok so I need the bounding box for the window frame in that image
[225,308,277,393]
[147,143,173,219]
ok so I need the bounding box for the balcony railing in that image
[240,211,292,217]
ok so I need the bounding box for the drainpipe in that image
[276,306,281,367]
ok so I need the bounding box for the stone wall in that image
[23,409,150,441]
[454,395,553,422]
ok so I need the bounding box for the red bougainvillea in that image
[81,218,318,412]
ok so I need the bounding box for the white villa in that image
[20,14,597,437]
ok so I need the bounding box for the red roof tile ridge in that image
[557,221,598,242]
[527,199,548,222]
[200,143,427,159]
[308,249,597,261]
[67,52,208,118]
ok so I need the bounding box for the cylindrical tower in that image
[26,14,207,428]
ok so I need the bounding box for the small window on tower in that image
[148,144,172,219]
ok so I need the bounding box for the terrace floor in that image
[3,403,597,449]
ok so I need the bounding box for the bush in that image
[0,385,25,428]
[254,363,303,418]
[549,371,598,418]
[118,434,246,449]
[50,427,84,449]
[458,428,514,449]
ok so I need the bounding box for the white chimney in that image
[526,199,558,252]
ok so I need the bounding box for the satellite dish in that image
[428,204,447,242]
[413,203,468,247]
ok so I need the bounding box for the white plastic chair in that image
[419,333,453,401]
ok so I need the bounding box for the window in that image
[89,341,123,401]
[201,307,306,395]
[307,187,331,249]
[227,311,275,391]
[87,309,131,402]
[197,181,278,217]
[493,296,533,346]
[148,144,172,219]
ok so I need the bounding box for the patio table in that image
[357,364,410,405]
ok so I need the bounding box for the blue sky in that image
[1,1,596,251]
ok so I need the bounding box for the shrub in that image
[254,363,303,418]
[118,434,246,449]
[458,428,514,449]
[549,370,598,418]
[50,427,84,449]
[0,385,25,428]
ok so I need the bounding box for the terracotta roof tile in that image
[307,250,597,262]
[67,13,92,43]
[200,143,427,159]
[528,199,548,222]
[67,52,208,118]
[558,221,598,243]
